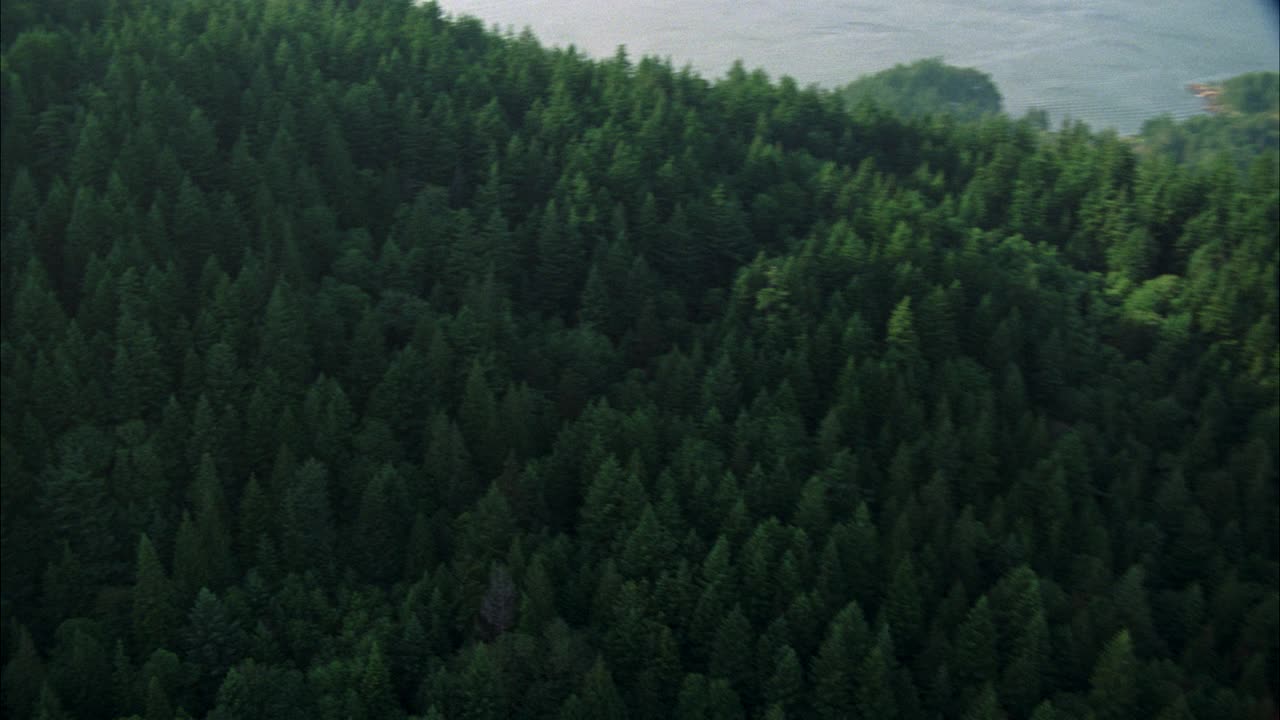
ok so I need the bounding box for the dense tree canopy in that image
[1,1,1277,719]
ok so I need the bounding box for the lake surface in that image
[436,0,1280,135]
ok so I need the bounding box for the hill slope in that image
[1,1,1277,719]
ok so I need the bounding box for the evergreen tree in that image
[855,641,898,720]
[709,605,755,699]
[619,503,675,579]
[812,601,869,719]
[1,623,46,719]
[1089,630,1139,720]
[961,683,1007,720]
[144,675,173,720]
[883,556,925,657]
[172,511,208,602]
[579,657,628,720]
[764,645,804,714]
[459,359,502,479]
[456,644,506,720]
[132,534,178,656]
[352,464,404,583]
[360,642,399,720]
[282,459,334,573]
[183,588,246,706]
[48,619,111,718]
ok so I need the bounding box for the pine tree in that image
[111,314,169,421]
[676,674,712,720]
[883,556,925,658]
[579,455,629,555]
[854,642,898,720]
[183,588,246,706]
[1,623,46,719]
[4,167,41,233]
[1028,700,1060,720]
[144,675,173,720]
[456,644,505,720]
[110,640,137,717]
[39,441,120,583]
[352,464,404,583]
[1089,630,1139,720]
[172,511,208,602]
[991,565,1048,714]
[764,645,803,714]
[535,199,586,316]
[706,677,746,720]
[237,474,272,564]
[48,619,111,718]
[424,412,474,513]
[257,281,311,396]
[579,657,628,720]
[518,554,558,633]
[633,624,683,719]
[699,185,751,280]
[886,295,922,376]
[403,511,437,583]
[952,595,998,691]
[191,454,235,590]
[282,459,334,573]
[578,261,614,333]
[961,683,1007,720]
[459,359,502,479]
[709,605,754,698]
[360,642,399,720]
[619,503,675,579]
[132,534,178,656]
[69,112,112,191]
[654,204,697,292]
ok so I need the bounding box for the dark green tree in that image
[1,623,46,719]
[282,459,334,573]
[132,534,178,656]
[183,588,246,705]
[1088,630,1139,720]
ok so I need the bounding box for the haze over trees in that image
[1138,71,1280,169]
[837,57,1003,120]
[1,1,1277,719]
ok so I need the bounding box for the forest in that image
[1138,71,1280,171]
[0,1,1277,719]
[836,58,1003,121]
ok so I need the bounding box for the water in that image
[436,0,1280,135]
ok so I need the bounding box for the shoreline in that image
[1186,82,1228,114]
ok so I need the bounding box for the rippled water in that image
[437,0,1280,134]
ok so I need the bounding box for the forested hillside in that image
[1,1,1277,719]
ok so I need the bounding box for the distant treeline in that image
[837,58,1003,121]
[1139,71,1279,169]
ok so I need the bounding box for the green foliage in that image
[1221,71,1280,114]
[1139,72,1279,169]
[131,534,178,656]
[839,58,1002,120]
[1089,630,1140,720]
[1,624,45,718]
[0,2,1275,719]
